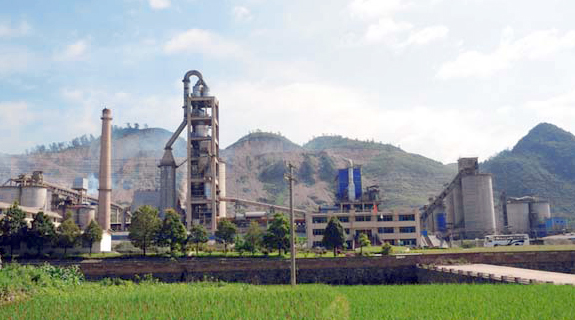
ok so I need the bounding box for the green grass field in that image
[2,282,574,320]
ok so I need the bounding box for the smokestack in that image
[98,108,112,231]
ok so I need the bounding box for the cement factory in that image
[0,69,570,253]
[421,158,564,246]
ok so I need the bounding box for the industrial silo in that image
[0,186,20,204]
[461,174,496,238]
[451,183,465,231]
[531,201,551,224]
[77,205,96,230]
[21,186,48,209]
[506,201,530,234]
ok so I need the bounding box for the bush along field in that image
[2,264,575,320]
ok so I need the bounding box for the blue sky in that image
[2,0,575,163]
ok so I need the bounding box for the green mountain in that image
[302,136,456,207]
[482,123,575,215]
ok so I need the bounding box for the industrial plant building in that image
[156,70,226,232]
[422,157,564,245]
[306,162,421,248]
[0,108,121,253]
[422,158,497,241]
[0,171,123,230]
[502,195,551,237]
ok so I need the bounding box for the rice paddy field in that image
[2,282,575,320]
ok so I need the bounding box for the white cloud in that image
[164,29,244,59]
[525,89,575,128]
[364,18,412,43]
[55,40,89,61]
[0,20,31,38]
[216,79,515,163]
[348,0,407,20]
[438,29,575,79]
[149,0,171,10]
[348,1,448,48]
[232,6,253,22]
[403,25,449,46]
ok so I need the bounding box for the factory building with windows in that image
[306,161,421,249]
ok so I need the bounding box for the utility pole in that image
[285,163,297,286]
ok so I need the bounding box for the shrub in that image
[0,263,84,303]
[100,277,132,286]
[381,243,393,255]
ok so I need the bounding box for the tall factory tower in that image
[96,108,113,252]
[98,108,112,231]
[159,70,224,233]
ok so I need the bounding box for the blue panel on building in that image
[353,167,362,199]
[436,213,447,232]
[546,217,567,232]
[338,169,348,199]
[536,223,547,238]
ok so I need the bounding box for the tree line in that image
[0,202,103,256]
[128,205,294,256]
[24,123,150,155]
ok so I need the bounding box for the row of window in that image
[313,226,416,236]
[312,239,418,248]
[312,214,415,224]
[378,226,416,233]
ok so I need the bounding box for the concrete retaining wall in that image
[17,251,575,284]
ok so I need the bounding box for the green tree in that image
[263,213,290,256]
[57,211,81,255]
[322,216,345,257]
[188,224,209,256]
[82,219,103,256]
[244,220,263,256]
[26,211,56,256]
[234,235,247,256]
[215,220,237,253]
[358,233,371,255]
[128,205,161,255]
[0,202,27,257]
[156,209,187,254]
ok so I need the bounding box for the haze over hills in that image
[2,122,575,217]
[482,123,575,216]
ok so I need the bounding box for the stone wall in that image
[18,250,575,284]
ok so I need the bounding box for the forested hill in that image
[482,123,575,215]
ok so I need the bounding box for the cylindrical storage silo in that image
[506,202,530,234]
[452,182,465,229]
[218,161,226,218]
[78,206,96,230]
[531,201,551,225]
[21,186,48,209]
[461,174,496,239]
[0,186,21,204]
